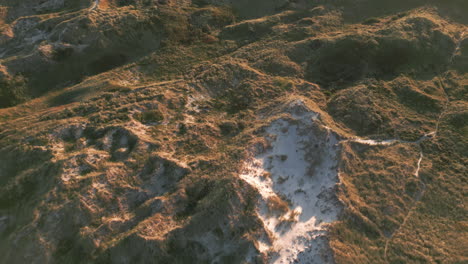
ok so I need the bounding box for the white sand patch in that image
[240,108,341,264]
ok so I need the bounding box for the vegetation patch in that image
[134,109,164,124]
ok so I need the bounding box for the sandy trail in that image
[241,99,439,263]
[244,31,465,260]
[383,29,467,261]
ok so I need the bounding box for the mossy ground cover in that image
[0,1,466,263]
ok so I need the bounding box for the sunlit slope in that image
[0,1,466,263]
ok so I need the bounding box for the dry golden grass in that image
[0,2,466,263]
[267,195,290,215]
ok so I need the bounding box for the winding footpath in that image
[377,29,466,263]
[337,29,466,263]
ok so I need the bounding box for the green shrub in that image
[134,110,164,124]
[362,17,380,25]
[0,74,28,108]
[274,77,295,91]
